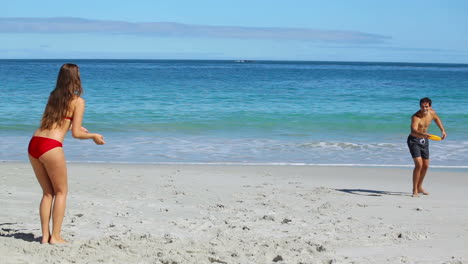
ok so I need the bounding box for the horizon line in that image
[0,58,467,65]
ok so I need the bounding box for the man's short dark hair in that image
[420,97,432,106]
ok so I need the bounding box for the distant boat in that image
[234,60,255,63]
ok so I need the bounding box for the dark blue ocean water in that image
[1,60,467,167]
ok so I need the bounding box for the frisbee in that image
[428,134,441,141]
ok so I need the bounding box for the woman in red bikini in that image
[28,63,105,244]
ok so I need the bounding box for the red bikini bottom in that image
[28,136,63,159]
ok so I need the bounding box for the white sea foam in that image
[4,134,465,168]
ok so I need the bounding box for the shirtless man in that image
[407,97,446,197]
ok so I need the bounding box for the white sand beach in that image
[1,162,467,263]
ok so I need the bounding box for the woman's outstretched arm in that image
[71,97,105,145]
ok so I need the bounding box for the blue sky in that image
[1,0,467,63]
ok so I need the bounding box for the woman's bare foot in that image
[40,235,50,244]
[412,193,419,197]
[49,236,67,245]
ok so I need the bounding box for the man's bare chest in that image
[418,115,433,128]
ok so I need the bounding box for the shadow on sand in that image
[0,223,39,242]
[336,189,410,197]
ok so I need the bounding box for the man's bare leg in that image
[412,157,423,197]
[417,159,430,195]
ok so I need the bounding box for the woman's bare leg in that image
[29,155,55,244]
[39,148,68,244]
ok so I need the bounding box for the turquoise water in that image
[1,59,467,167]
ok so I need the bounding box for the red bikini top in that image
[64,117,73,121]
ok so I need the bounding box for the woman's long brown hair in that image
[40,64,83,130]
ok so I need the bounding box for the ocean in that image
[1,59,467,167]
